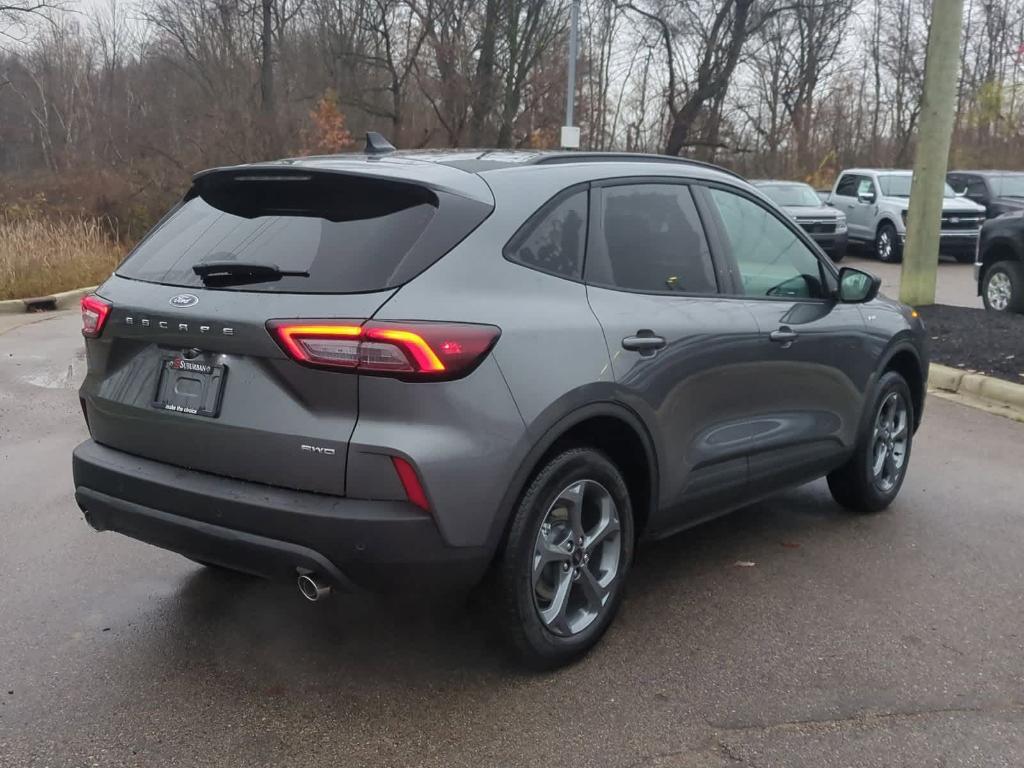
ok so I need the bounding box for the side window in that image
[504,188,588,279]
[966,177,987,198]
[855,177,875,198]
[708,187,827,300]
[586,183,717,294]
[835,174,859,197]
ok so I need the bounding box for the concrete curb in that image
[928,363,1024,422]
[0,285,97,315]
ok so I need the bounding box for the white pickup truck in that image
[828,169,985,264]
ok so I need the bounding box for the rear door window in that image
[585,183,718,294]
[116,172,491,294]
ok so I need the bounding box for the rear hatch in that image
[81,164,492,496]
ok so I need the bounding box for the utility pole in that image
[900,0,965,306]
[561,0,581,149]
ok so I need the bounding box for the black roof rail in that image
[530,152,745,181]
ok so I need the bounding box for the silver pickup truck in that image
[828,169,985,263]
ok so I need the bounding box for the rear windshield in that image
[116,171,490,293]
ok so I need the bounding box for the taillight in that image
[81,295,111,338]
[268,320,500,380]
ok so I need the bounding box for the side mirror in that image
[838,267,881,303]
[857,191,876,204]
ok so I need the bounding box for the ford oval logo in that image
[169,293,199,308]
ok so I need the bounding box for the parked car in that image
[73,139,929,667]
[828,169,985,263]
[947,170,1024,219]
[751,180,848,261]
[976,209,1024,313]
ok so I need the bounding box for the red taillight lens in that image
[391,456,431,511]
[268,320,500,380]
[81,295,111,338]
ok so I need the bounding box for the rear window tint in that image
[116,172,490,293]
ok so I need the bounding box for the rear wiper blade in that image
[192,261,309,285]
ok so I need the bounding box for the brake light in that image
[268,320,500,380]
[81,295,111,338]
[391,456,430,511]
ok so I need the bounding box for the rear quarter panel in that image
[359,167,625,548]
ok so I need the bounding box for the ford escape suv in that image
[73,139,929,667]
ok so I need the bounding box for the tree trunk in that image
[259,0,277,152]
[663,0,751,156]
[900,0,965,306]
[469,0,499,145]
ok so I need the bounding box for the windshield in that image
[877,173,955,198]
[757,183,822,207]
[989,174,1024,198]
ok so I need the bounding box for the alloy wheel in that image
[877,230,893,261]
[871,391,909,493]
[532,480,622,637]
[987,272,1012,311]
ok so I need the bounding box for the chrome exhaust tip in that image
[297,573,331,602]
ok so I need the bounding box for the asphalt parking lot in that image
[1,309,1022,768]
[843,251,981,309]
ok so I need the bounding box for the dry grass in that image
[0,215,126,300]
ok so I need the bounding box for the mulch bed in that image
[916,304,1024,384]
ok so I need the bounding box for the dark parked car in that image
[947,171,1024,219]
[752,180,848,261]
[73,140,929,667]
[976,209,1024,313]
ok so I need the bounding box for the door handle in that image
[622,332,666,354]
[769,327,798,348]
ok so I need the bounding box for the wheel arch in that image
[980,236,1022,275]
[875,216,901,238]
[486,402,659,556]
[878,342,926,431]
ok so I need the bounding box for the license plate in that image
[153,356,227,418]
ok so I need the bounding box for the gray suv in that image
[829,169,985,263]
[73,142,929,667]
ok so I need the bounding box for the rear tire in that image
[875,223,902,263]
[981,260,1024,313]
[496,447,634,669]
[828,371,914,513]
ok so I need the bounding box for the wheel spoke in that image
[872,442,887,477]
[539,569,573,633]
[562,482,585,541]
[884,450,897,481]
[584,499,620,554]
[577,566,607,614]
[533,536,571,589]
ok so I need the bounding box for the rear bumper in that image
[72,440,492,593]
